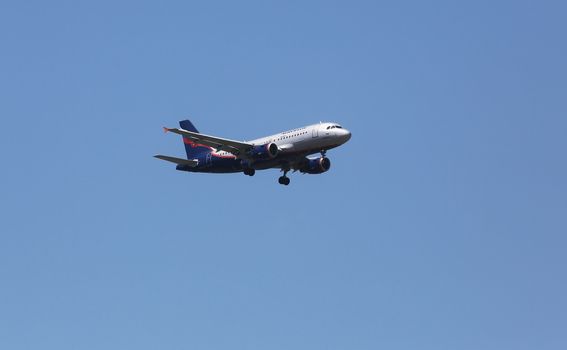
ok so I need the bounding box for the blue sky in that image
[1,1,566,349]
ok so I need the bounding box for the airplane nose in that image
[339,128,351,143]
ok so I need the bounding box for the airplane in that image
[154,119,351,185]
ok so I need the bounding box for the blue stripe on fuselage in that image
[176,144,342,173]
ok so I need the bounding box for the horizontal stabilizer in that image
[154,155,198,167]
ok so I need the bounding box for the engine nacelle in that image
[248,143,279,160]
[301,157,331,174]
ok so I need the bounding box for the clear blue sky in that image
[1,1,566,349]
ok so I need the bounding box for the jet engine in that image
[301,157,331,174]
[248,143,279,160]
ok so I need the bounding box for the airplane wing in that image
[154,155,199,167]
[164,127,252,157]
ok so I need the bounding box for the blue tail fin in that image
[180,120,199,133]
[179,119,210,159]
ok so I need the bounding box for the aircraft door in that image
[312,127,319,138]
[206,152,212,166]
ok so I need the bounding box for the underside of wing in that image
[164,127,252,157]
[154,155,199,167]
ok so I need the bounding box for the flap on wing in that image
[154,155,198,167]
[164,127,252,157]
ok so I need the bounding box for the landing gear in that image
[243,168,255,176]
[320,149,327,157]
[278,168,291,186]
[278,176,290,186]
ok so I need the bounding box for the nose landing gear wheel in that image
[278,176,290,185]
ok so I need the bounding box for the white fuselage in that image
[214,122,351,159]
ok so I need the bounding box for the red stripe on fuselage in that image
[183,137,213,150]
[184,137,236,158]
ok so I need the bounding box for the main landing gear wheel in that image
[243,168,255,176]
[278,168,290,185]
[278,176,290,186]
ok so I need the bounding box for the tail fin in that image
[180,120,199,133]
[179,119,210,159]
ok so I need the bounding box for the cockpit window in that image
[335,125,342,129]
